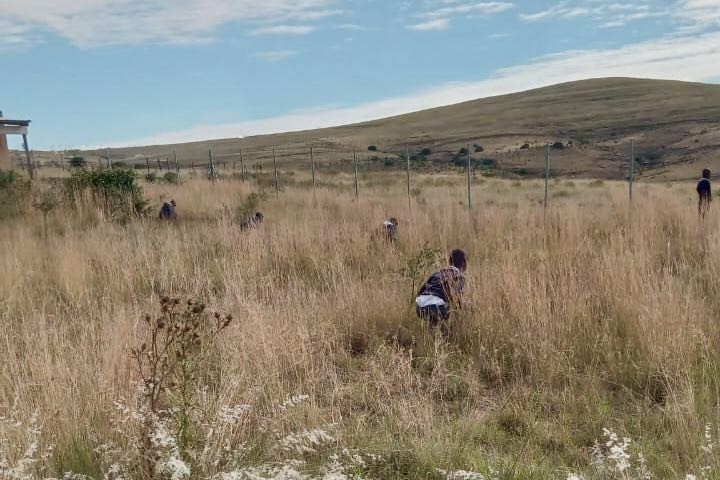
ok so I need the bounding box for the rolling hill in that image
[22,78,720,180]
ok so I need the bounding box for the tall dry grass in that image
[0,173,718,479]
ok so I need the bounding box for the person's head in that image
[255,212,264,223]
[703,168,712,179]
[449,249,467,272]
[170,199,176,206]
[389,217,398,226]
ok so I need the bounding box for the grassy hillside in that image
[20,78,720,180]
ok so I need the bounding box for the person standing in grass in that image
[415,249,467,336]
[697,169,712,219]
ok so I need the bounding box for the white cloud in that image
[406,1,513,32]
[678,0,720,26]
[249,25,315,35]
[0,0,334,47]
[407,18,450,31]
[418,1,514,19]
[519,1,664,25]
[250,50,299,62]
[110,30,720,147]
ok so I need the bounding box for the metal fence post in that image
[544,141,550,213]
[629,139,635,203]
[353,148,359,200]
[311,146,316,192]
[239,146,245,182]
[466,143,471,214]
[273,146,279,197]
[174,150,180,175]
[406,145,411,212]
[145,156,150,174]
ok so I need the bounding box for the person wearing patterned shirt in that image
[415,249,467,336]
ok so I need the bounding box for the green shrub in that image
[0,170,31,219]
[68,156,86,168]
[163,171,179,184]
[65,168,147,220]
[368,145,378,152]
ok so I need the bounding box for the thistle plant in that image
[131,297,233,477]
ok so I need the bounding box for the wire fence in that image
[20,137,652,211]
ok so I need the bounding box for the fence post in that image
[544,141,550,213]
[60,151,65,170]
[22,134,34,180]
[208,149,218,183]
[466,143,471,215]
[106,148,112,168]
[273,146,279,197]
[145,156,150,174]
[239,146,245,182]
[174,150,180,175]
[406,145,411,212]
[311,146,316,192]
[353,148,359,200]
[629,139,635,203]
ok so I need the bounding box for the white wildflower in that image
[280,395,310,411]
[566,475,582,480]
[279,428,335,455]
[437,468,485,480]
[219,405,252,424]
[216,463,309,479]
[701,424,714,455]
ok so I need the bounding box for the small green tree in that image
[64,168,148,221]
[32,186,59,242]
[400,244,443,303]
[68,156,86,168]
[0,170,31,219]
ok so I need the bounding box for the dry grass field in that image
[1,169,720,479]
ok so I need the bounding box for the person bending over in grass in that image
[159,199,177,221]
[240,211,264,231]
[383,217,399,243]
[697,168,712,219]
[415,249,467,336]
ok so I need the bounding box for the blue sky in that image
[1,0,720,149]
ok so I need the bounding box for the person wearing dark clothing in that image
[159,199,177,221]
[240,211,264,231]
[383,217,399,243]
[415,249,467,336]
[698,169,712,219]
